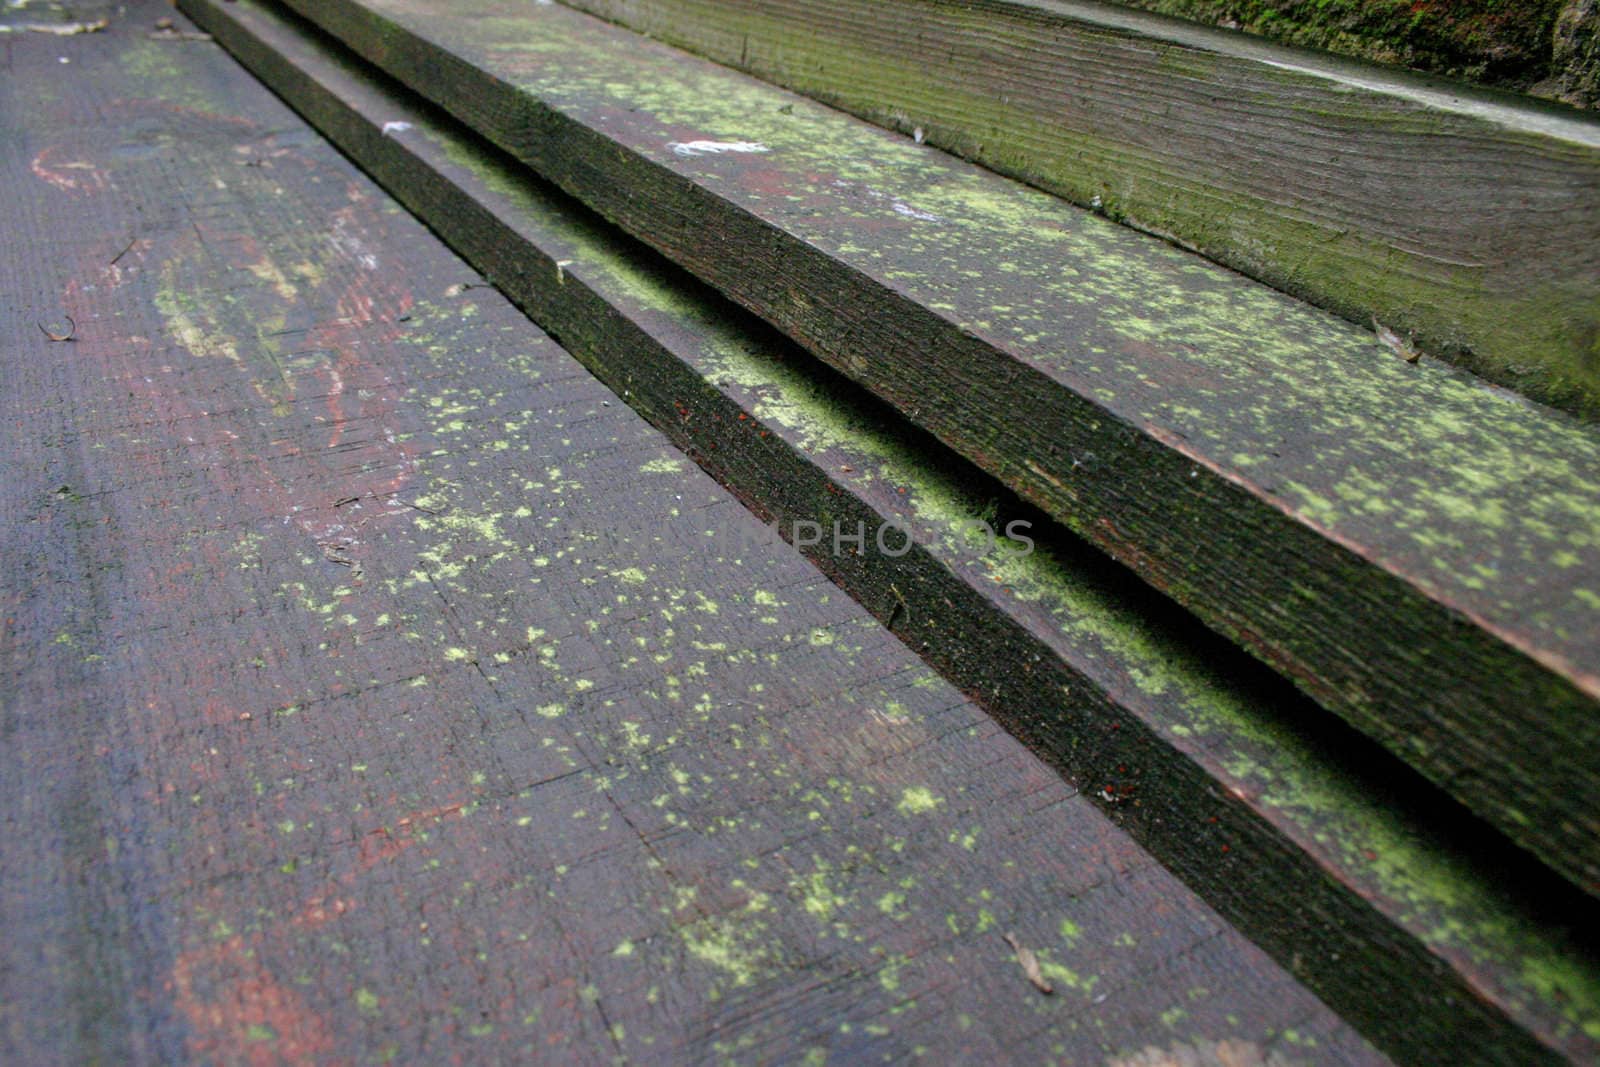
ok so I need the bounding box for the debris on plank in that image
[150,17,212,41]
[1003,932,1054,994]
[1111,1038,1288,1067]
[1373,317,1421,363]
[38,316,76,342]
[0,19,109,35]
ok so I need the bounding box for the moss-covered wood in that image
[253,0,1600,896]
[1,3,1394,1060]
[182,0,1600,1058]
[559,0,1600,417]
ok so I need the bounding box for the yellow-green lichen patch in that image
[679,912,773,990]
[895,787,942,817]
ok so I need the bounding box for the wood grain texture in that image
[0,4,1384,1063]
[179,0,1600,1059]
[253,0,1600,897]
[559,0,1600,417]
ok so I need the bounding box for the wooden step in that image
[210,0,1600,896]
[558,0,1600,417]
[180,0,1600,1060]
[0,4,1389,1061]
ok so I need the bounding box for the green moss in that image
[121,38,229,113]
[1128,0,1563,89]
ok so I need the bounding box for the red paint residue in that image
[171,935,343,1067]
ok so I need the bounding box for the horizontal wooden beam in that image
[240,0,1600,893]
[182,0,1600,1059]
[560,0,1600,417]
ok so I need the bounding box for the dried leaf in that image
[1372,317,1421,363]
[1111,1038,1288,1067]
[1003,932,1053,994]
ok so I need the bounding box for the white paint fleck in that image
[831,178,940,222]
[381,121,413,137]
[667,140,770,158]
[330,215,380,271]
[892,202,941,222]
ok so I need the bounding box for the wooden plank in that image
[0,4,1384,1062]
[242,0,1600,896]
[179,0,1600,1060]
[558,0,1600,418]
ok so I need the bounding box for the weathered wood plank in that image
[246,0,1600,896]
[0,4,1383,1062]
[179,0,1600,1060]
[557,0,1600,417]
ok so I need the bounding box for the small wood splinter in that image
[1003,932,1054,995]
[149,18,213,42]
[391,495,441,516]
[38,316,76,342]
